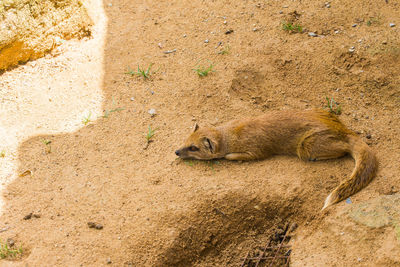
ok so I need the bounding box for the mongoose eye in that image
[189,146,199,152]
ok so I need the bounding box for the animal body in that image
[175,109,378,210]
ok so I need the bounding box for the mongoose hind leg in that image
[297,131,349,162]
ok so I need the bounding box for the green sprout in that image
[193,62,215,77]
[325,97,342,115]
[126,63,153,79]
[282,22,303,33]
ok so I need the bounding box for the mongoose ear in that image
[193,123,199,132]
[203,137,216,153]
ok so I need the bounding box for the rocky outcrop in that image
[0,0,92,71]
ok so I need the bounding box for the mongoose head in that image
[175,124,224,160]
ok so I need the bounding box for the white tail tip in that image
[321,192,333,211]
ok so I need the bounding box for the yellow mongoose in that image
[175,109,378,210]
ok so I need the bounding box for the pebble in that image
[88,222,103,230]
[223,20,227,24]
[183,34,187,38]
[148,108,156,116]
[7,238,15,247]
[204,39,209,43]
[349,46,355,53]
[130,97,134,101]
[308,32,318,37]
[23,213,33,220]
[389,23,395,27]
[325,2,331,8]
[106,258,112,264]
[334,30,340,34]
[352,24,357,27]
[366,134,372,139]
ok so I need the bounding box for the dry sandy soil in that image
[1,0,400,266]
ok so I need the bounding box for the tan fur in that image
[175,109,378,209]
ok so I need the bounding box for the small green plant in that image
[82,111,92,125]
[394,221,400,242]
[366,17,380,26]
[0,150,5,158]
[103,97,124,118]
[218,45,231,55]
[184,160,196,166]
[325,97,342,115]
[41,139,51,145]
[205,160,220,171]
[41,139,52,153]
[282,22,303,33]
[0,240,23,259]
[126,63,153,80]
[145,125,156,143]
[193,62,215,77]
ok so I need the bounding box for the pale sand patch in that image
[0,0,107,214]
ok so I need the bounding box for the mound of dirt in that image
[0,0,92,70]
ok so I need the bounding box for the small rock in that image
[148,108,156,116]
[225,29,234,34]
[23,213,33,220]
[349,46,355,53]
[130,97,134,101]
[252,27,258,32]
[183,34,187,38]
[352,24,357,27]
[308,32,318,37]
[204,39,209,43]
[7,238,15,247]
[334,30,340,34]
[382,40,387,45]
[366,134,372,139]
[279,11,283,14]
[389,23,395,27]
[33,213,41,218]
[223,20,227,24]
[289,223,298,232]
[88,222,103,230]
[106,258,112,264]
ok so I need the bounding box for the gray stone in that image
[348,194,400,231]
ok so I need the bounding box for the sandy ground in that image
[0,0,106,211]
[1,0,400,266]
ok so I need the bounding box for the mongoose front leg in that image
[225,152,255,161]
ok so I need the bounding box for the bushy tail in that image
[322,135,378,210]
